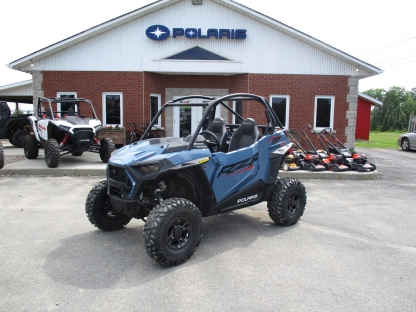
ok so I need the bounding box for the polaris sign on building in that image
[146,25,247,40]
[7,0,382,147]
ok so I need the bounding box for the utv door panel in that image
[211,145,259,202]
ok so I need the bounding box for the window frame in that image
[150,93,161,126]
[314,95,335,131]
[57,92,77,116]
[102,92,123,127]
[270,95,290,130]
[233,100,243,124]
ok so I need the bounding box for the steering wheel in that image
[200,130,221,152]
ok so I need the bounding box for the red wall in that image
[355,97,372,140]
[42,71,349,142]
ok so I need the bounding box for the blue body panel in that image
[108,130,289,204]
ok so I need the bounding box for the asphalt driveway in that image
[0,147,415,311]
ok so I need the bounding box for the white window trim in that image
[233,100,242,124]
[270,95,290,130]
[314,96,335,131]
[57,92,77,115]
[102,92,123,127]
[150,93,162,126]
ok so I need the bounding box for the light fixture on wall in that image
[30,60,34,67]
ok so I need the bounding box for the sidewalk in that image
[0,140,380,179]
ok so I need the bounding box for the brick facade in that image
[41,71,350,143]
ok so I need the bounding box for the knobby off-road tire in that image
[143,198,203,266]
[12,130,30,148]
[267,178,307,226]
[23,135,39,159]
[99,138,115,163]
[0,141,4,169]
[44,138,60,168]
[85,181,131,231]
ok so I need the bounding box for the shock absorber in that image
[59,134,70,147]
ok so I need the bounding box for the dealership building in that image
[6,0,382,145]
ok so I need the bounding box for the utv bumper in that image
[108,193,138,217]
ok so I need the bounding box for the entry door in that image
[173,97,221,137]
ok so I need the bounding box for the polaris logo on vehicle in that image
[237,194,258,204]
[146,25,247,41]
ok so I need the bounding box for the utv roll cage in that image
[141,93,284,150]
[36,97,99,120]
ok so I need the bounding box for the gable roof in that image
[8,0,382,77]
[358,92,383,106]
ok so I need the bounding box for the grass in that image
[355,131,401,149]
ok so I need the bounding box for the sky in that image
[1,0,415,94]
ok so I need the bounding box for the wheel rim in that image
[166,217,192,250]
[287,192,301,215]
[402,139,409,149]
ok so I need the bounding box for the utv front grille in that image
[73,129,94,142]
[109,165,128,183]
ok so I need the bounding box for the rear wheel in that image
[401,138,410,151]
[44,138,60,168]
[23,135,39,159]
[369,162,376,171]
[12,130,30,148]
[99,138,115,163]
[85,181,131,231]
[0,141,4,169]
[267,178,307,226]
[143,198,203,266]
[307,163,316,172]
[357,164,364,172]
[333,163,340,172]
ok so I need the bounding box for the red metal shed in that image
[356,92,383,141]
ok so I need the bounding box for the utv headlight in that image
[139,164,159,174]
[59,125,71,132]
[94,125,102,132]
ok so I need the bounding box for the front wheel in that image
[143,198,203,266]
[44,138,60,168]
[401,138,410,151]
[23,134,39,159]
[85,181,132,231]
[12,130,30,148]
[99,138,115,163]
[267,178,307,226]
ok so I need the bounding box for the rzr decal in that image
[38,124,47,131]
[217,153,258,177]
[268,135,281,144]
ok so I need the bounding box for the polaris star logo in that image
[237,194,258,204]
[146,25,170,41]
[146,25,247,41]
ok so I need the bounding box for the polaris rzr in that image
[24,97,115,168]
[86,93,307,266]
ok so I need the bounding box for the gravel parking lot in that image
[0,148,415,311]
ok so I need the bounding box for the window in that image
[102,93,123,126]
[150,94,161,125]
[165,47,230,61]
[270,95,290,129]
[233,100,243,124]
[57,92,77,115]
[314,96,334,130]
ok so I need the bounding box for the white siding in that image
[21,0,373,78]
[0,81,32,96]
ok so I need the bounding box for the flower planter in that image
[97,129,129,146]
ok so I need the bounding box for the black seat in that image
[67,107,76,116]
[228,118,259,152]
[203,117,227,152]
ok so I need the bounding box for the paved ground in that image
[0,145,415,311]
